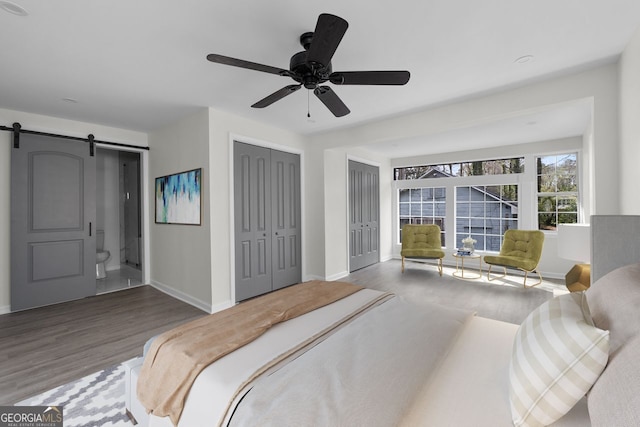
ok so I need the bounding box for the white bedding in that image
[139,292,591,427]
[401,316,590,427]
[228,296,472,426]
[148,288,393,427]
[147,290,472,427]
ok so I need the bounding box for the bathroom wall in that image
[96,148,121,271]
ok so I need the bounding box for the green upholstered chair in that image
[484,229,545,288]
[401,224,445,276]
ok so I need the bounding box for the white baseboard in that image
[0,305,10,315]
[210,299,234,314]
[150,280,212,313]
[325,271,349,281]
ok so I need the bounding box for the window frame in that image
[454,183,519,252]
[392,147,585,256]
[397,187,446,246]
[535,152,581,231]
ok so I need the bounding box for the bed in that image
[125,215,640,426]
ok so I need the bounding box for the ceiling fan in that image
[206,13,410,117]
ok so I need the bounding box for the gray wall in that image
[148,109,212,311]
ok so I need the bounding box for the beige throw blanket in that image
[137,280,363,425]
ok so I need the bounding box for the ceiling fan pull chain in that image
[307,90,311,118]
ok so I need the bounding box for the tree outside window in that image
[537,153,578,230]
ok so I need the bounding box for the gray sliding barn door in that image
[234,142,301,302]
[349,160,379,272]
[11,134,96,311]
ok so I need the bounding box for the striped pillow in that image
[509,292,609,427]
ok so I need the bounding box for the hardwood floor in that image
[0,261,563,405]
[0,285,206,405]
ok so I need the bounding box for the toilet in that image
[96,230,111,279]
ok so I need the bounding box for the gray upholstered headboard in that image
[591,215,640,282]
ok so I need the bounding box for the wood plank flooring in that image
[0,260,562,405]
[0,285,206,404]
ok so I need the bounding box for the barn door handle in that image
[89,222,92,236]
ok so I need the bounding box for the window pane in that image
[485,218,500,233]
[539,213,556,231]
[456,187,470,201]
[457,202,470,216]
[395,157,524,180]
[422,188,433,199]
[502,185,518,202]
[422,203,434,216]
[538,196,556,212]
[455,184,518,251]
[486,235,501,252]
[504,219,518,232]
[559,213,577,224]
[536,153,579,229]
[398,187,446,244]
[485,202,501,218]
[557,195,577,212]
[537,156,556,174]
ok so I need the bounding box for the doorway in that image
[348,160,380,272]
[95,148,143,294]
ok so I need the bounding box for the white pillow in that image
[509,292,609,427]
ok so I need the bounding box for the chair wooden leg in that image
[487,265,507,282]
[523,270,543,288]
[437,258,443,276]
[401,256,405,273]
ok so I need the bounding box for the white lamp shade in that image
[557,223,591,263]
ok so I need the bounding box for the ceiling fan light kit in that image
[206,13,410,117]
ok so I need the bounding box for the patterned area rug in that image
[16,363,133,427]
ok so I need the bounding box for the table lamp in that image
[557,223,591,292]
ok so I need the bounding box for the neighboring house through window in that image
[394,152,581,252]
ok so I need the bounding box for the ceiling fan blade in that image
[330,71,411,85]
[314,86,350,117]
[306,14,348,68]
[251,85,302,108]
[207,53,291,76]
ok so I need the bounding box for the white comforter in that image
[228,296,472,426]
[148,290,472,427]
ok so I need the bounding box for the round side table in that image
[452,252,482,279]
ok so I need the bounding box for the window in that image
[394,157,524,180]
[455,185,518,252]
[537,153,578,230]
[398,187,445,245]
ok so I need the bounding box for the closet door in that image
[349,160,379,272]
[234,142,272,301]
[234,142,302,302]
[11,134,96,311]
[271,149,301,290]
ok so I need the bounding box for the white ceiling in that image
[1,0,639,157]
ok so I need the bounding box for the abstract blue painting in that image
[155,168,201,225]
